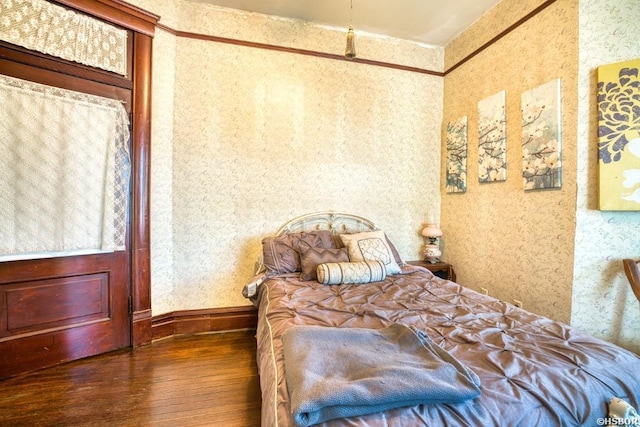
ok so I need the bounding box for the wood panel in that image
[3,273,108,334]
[0,253,130,380]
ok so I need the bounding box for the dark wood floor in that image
[0,330,261,427]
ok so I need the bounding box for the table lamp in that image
[421,223,443,263]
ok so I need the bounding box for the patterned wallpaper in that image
[126,0,444,313]
[442,0,579,324]
[444,0,640,352]
[572,0,640,352]
[445,0,548,71]
[177,1,443,72]
[148,28,176,313]
[127,0,640,353]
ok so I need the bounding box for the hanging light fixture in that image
[345,0,356,59]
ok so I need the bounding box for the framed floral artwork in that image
[478,91,507,182]
[446,116,467,193]
[598,58,640,211]
[521,79,562,191]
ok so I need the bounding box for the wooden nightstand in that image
[406,260,456,282]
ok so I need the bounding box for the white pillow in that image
[317,260,387,285]
[339,230,402,275]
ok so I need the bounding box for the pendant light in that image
[345,0,356,59]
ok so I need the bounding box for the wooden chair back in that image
[623,259,640,304]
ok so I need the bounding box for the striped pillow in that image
[316,260,387,285]
[300,247,349,281]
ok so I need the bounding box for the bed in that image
[244,212,640,427]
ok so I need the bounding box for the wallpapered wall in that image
[572,0,640,352]
[442,0,579,324]
[444,0,640,352]
[127,0,640,352]
[127,0,444,314]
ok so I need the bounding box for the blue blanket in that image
[281,323,482,426]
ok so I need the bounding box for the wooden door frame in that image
[3,0,158,348]
[128,29,154,347]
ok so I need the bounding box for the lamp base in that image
[424,244,441,264]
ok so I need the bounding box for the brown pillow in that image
[262,230,336,276]
[300,247,349,281]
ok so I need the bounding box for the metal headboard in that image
[254,211,378,275]
[275,211,378,236]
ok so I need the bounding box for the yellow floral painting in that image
[598,58,640,211]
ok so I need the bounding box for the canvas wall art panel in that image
[478,91,507,182]
[446,116,468,193]
[597,58,640,211]
[521,79,562,191]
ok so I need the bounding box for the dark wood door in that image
[0,0,157,379]
[0,251,130,379]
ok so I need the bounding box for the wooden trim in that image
[132,312,153,347]
[0,41,134,90]
[151,306,258,341]
[444,0,557,75]
[53,0,160,37]
[0,51,132,113]
[174,29,443,76]
[156,23,443,77]
[157,0,555,78]
[130,32,153,347]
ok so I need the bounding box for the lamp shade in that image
[421,223,443,238]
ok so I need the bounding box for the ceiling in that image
[189,0,502,47]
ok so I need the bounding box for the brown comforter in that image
[253,265,640,426]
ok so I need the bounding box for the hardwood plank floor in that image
[0,330,261,427]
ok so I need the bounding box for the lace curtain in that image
[0,74,130,258]
[0,0,128,75]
